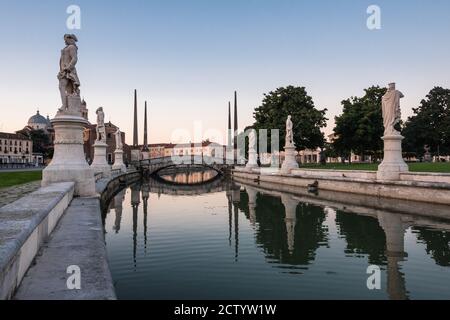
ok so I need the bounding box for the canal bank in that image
[0,169,140,300]
[232,167,450,207]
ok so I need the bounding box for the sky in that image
[1,0,450,145]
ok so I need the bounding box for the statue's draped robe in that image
[382,90,402,136]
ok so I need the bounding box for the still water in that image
[103,170,450,300]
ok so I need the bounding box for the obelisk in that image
[131,89,141,162]
[142,101,149,160]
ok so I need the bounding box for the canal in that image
[102,170,450,300]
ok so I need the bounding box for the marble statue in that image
[382,83,404,136]
[96,107,106,142]
[115,129,123,150]
[58,34,81,111]
[286,115,294,146]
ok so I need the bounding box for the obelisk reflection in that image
[231,183,241,261]
[131,183,141,268]
[142,181,150,253]
[378,212,409,300]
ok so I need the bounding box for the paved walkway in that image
[14,197,116,300]
[0,181,42,208]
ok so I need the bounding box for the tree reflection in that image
[335,212,387,265]
[414,227,450,267]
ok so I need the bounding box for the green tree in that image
[16,129,53,159]
[333,86,386,162]
[403,87,450,158]
[252,86,327,152]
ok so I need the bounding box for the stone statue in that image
[58,34,81,111]
[96,107,106,142]
[115,129,123,150]
[285,115,294,146]
[382,83,404,136]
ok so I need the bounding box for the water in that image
[103,171,450,300]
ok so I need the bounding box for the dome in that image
[28,110,50,130]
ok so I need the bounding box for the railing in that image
[139,155,232,167]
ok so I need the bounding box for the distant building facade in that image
[0,132,42,164]
[83,122,131,165]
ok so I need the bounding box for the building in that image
[83,122,131,165]
[0,132,41,165]
[137,141,226,160]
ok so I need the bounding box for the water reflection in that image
[103,171,450,299]
[158,167,218,185]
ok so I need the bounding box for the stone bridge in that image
[135,155,232,176]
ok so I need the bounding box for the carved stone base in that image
[112,149,127,173]
[377,135,408,181]
[42,114,95,197]
[246,150,258,169]
[91,141,111,177]
[281,145,299,174]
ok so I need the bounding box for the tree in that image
[403,87,450,158]
[252,86,327,152]
[332,86,386,162]
[16,129,53,159]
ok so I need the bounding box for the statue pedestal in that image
[112,149,127,173]
[42,112,95,197]
[91,141,111,177]
[377,135,408,181]
[281,145,298,174]
[246,150,258,169]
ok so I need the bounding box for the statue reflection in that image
[246,187,258,226]
[112,189,126,234]
[377,212,409,300]
[281,194,299,255]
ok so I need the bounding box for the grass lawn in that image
[0,171,43,189]
[299,162,450,173]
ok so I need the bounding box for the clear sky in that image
[1,0,450,145]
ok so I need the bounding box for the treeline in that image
[249,85,450,162]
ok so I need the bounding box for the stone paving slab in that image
[14,197,116,300]
[0,181,42,209]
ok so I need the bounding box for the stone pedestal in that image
[42,104,95,197]
[246,150,258,169]
[112,149,126,173]
[377,135,408,181]
[281,145,299,174]
[91,141,111,177]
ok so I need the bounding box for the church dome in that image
[28,110,49,130]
